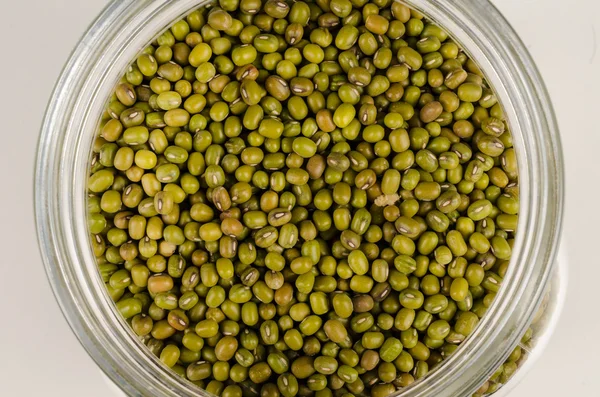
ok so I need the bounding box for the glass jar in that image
[34,0,565,396]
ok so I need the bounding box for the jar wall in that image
[35,1,564,397]
[486,242,567,397]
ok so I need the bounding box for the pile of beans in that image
[88,1,520,396]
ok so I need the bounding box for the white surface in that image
[0,0,597,396]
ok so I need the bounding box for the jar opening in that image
[35,1,563,397]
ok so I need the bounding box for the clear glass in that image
[34,1,564,396]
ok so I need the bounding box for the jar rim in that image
[34,1,564,396]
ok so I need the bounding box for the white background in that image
[0,0,597,395]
